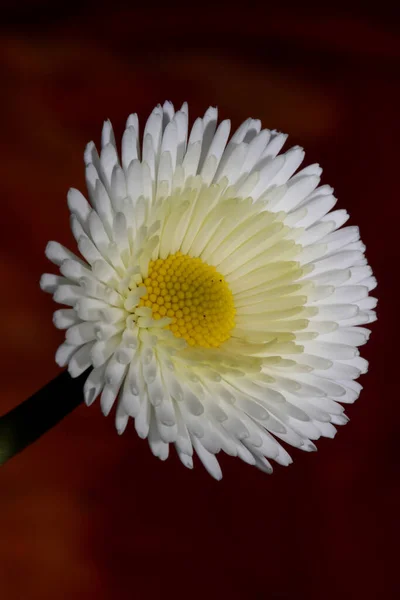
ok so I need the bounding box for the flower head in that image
[41,102,377,479]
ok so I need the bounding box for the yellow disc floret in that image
[138,251,235,348]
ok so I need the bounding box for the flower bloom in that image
[41,102,377,479]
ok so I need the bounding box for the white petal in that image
[55,342,78,367]
[295,193,336,228]
[241,130,273,176]
[100,143,119,189]
[101,119,116,149]
[84,364,107,406]
[68,342,95,377]
[45,241,83,267]
[201,119,231,183]
[53,308,80,329]
[67,188,91,229]
[121,126,138,172]
[191,435,222,481]
[198,106,218,171]
[260,131,287,159]
[160,121,178,173]
[148,413,170,460]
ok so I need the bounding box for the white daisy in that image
[41,101,377,480]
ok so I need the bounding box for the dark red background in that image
[1,2,399,599]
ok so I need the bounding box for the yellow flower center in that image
[138,251,235,348]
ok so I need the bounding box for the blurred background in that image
[1,1,399,598]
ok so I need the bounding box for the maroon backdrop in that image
[1,3,399,599]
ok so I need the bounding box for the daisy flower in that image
[41,102,377,479]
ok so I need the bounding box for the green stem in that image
[0,369,89,466]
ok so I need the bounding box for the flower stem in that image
[0,369,89,467]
